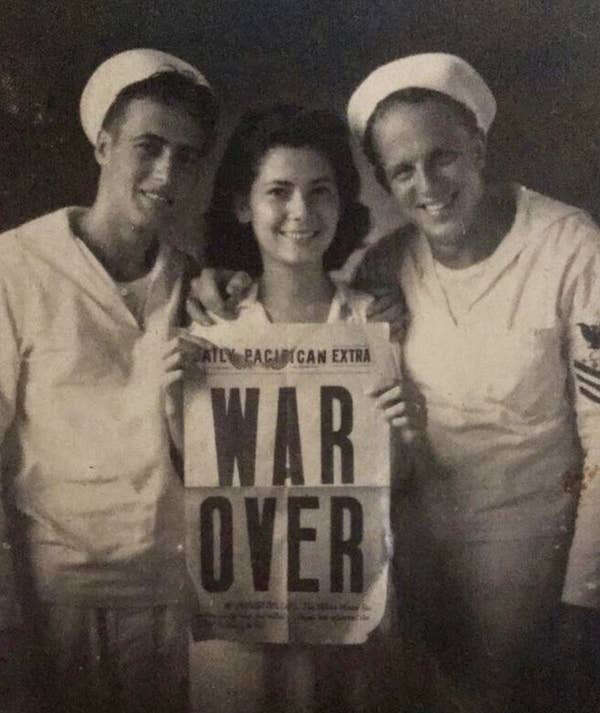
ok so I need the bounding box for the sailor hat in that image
[347,53,496,138]
[80,48,212,144]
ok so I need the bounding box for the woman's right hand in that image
[162,333,216,452]
[163,331,221,383]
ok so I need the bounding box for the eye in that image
[391,165,413,183]
[267,186,288,198]
[176,147,203,168]
[311,184,334,198]
[434,150,460,167]
[135,140,161,158]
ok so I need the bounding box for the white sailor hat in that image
[347,53,496,138]
[80,48,212,145]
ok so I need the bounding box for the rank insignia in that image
[574,360,600,404]
[577,322,600,350]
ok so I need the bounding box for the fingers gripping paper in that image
[184,323,394,644]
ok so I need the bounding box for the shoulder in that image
[363,224,413,265]
[0,208,75,265]
[511,188,600,307]
[348,224,414,289]
[0,212,69,322]
[0,208,73,241]
[517,186,600,254]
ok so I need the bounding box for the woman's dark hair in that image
[204,104,370,276]
[101,71,219,153]
[362,87,480,190]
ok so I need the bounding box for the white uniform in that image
[0,208,189,710]
[383,186,600,678]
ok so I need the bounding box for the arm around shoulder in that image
[350,226,410,292]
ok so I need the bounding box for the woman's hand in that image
[187,268,253,325]
[367,381,424,444]
[162,332,217,385]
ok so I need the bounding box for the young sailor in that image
[0,49,218,713]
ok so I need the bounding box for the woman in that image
[176,104,417,713]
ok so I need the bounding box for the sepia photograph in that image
[1,1,599,711]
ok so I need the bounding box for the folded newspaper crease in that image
[184,323,396,644]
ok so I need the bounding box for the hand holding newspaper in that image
[184,322,396,644]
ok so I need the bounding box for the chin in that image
[425,227,470,255]
[135,211,175,233]
[423,223,462,243]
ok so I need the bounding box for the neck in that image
[258,261,334,323]
[431,182,516,269]
[75,201,160,282]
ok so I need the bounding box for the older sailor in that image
[348,53,600,708]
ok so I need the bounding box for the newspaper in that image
[184,322,396,644]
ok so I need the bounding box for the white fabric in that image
[80,48,212,144]
[194,280,376,331]
[188,279,397,713]
[392,186,600,618]
[347,52,496,138]
[0,208,188,629]
[433,255,491,321]
[113,267,155,325]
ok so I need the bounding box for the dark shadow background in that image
[1,3,600,710]
[2,0,600,234]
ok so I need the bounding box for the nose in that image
[413,163,438,196]
[287,190,309,220]
[151,149,175,184]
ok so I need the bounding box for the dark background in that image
[1,3,599,707]
[2,0,600,235]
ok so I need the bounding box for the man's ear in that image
[234,194,251,224]
[473,129,487,171]
[94,129,113,166]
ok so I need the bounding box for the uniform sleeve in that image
[350,228,409,291]
[561,223,600,609]
[0,266,25,632]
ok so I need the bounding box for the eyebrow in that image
[430,147,459,157]
[131,132,164,142]
[131,132,203,153]
[263,176,335,185]
[389,146,460,170]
